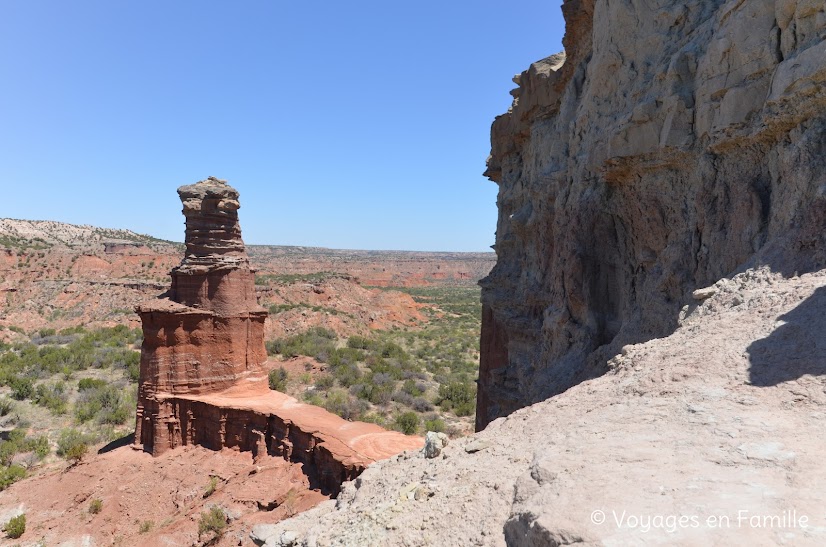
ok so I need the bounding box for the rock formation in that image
[135,177,268,451]
[134,177,421,494]
[476,0,826,429]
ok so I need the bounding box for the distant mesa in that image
[134,178,421,494]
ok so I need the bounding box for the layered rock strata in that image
[477,0,826,429]
[135,177,268,451]
[135,178,421,492]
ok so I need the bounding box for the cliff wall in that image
[478,0,826,428]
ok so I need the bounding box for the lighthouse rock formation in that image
[134,178,421,494]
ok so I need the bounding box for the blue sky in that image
[0,1,565,251]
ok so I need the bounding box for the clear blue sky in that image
[0,1,565,251]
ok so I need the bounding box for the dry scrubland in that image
[0,219,491,543]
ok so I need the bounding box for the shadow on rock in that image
[747,286,826,386]
[98,433,134,454]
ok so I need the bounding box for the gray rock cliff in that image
[478,0,826,429]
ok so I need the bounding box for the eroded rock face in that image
[136,178,267,407]
[477,0,826,429]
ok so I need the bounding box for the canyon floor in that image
[255,266,826,546]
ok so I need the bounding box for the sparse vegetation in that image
[255,271,346,285]
[198,506,227,538]
[0,465,26,491]
[394,411,420,435]
[138,520,153,533]
[203,476,218,498]
[57,428,94,463]
[268,367,288,391]
[266,286,481,432]
[89,498,103,514]
[3,513,25,539]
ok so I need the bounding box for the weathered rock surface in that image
[255,267,826,545]
[477,0,826,429]
[135,177,269,452]
[134,178,421,495]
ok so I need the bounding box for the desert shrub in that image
[302,392,324,407]
[0,398,13,416]
[125,358,140,382]
[332,363,361,387]
[266,327,337,360]
[323,389,367,421]
[0,465,26,491]
[346,335,373,350]
[393,412,419,435]
[33,381,68,414]
[411,397,434,412]
[57,428,94,462]
[198,506,227,537]
[401,379,424,397]
[437,380,476,416]
[139,520,153,533]
[78,378,107,390]
[75,384,130,424]
[359,413,386,426]
[391,390,414,406]
[379,342,409,362]
[4,513,24,538]
[203,476,218,498]
[424,417,446,433]
[314,375,334,390]
[0,430,48,466]
[268,367,288,391]
[371,386,394,406]
[9,376,33,400]
[352,381,393,406]
[89,498,103,514]
[24,435,49,460]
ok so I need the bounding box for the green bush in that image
[198,506,227,537]
[57,429,93,463]
[9,377,34,400]
[437,380,476,416]
[0,430,49,466]
[268,367,288,391]
[394,412,419,435]
[0,466,26,491]
[332,363,362,387]
[4,513,24,538]
[33,381,68,414]
[266,327,337,360]
[75,384,130,425]
[89,498,103,514]
[401,379,424,396]
[323,389,367,421]
[314,375,334,390]
[139,520,153,533]
[424,417,446,433]
[0,398,13,416]
[346,335,373,350]
[78,378,107,390]
[203,476,218,498]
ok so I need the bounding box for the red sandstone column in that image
[135,177,269,454]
